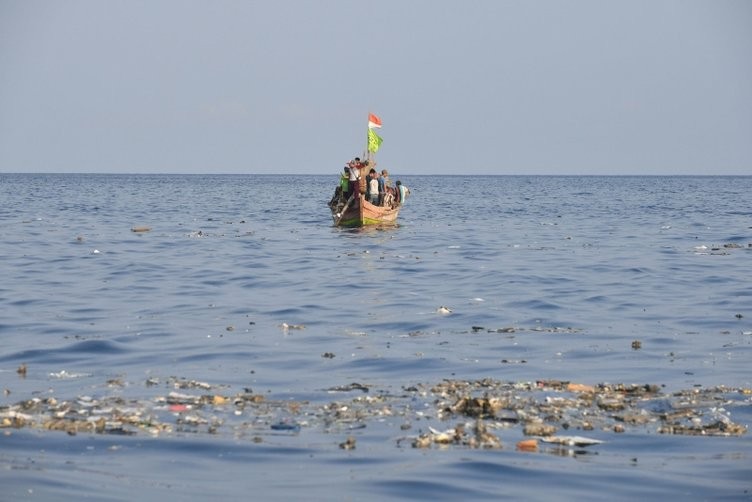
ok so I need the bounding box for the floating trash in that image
[339,436,356,450]
[411,420,501,449]
[281,323,305,331]
[540,436,604,447]
[49,370,91,379]
[0,376,746,452]
[516,439,539,451]
[270,421,301,432]
[328,382,369,393]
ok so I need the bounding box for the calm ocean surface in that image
[1,174,751,500]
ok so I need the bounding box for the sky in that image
[1,0,750,175]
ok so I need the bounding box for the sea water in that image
[1,174,750,500]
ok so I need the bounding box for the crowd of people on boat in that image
[331,157,409,208]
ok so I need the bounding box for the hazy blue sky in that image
[1,0,750,175]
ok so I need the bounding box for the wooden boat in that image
[328,113,405,227]
[329,193,400,227]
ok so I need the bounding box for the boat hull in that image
[331,196,400,227]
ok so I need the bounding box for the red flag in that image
[368,113,382,129]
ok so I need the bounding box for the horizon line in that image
[1,171,750,177]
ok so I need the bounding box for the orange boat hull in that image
[331,196,401,227]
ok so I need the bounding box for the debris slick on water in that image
[1,377,747,453]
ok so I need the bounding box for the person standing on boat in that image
[377,170,386,206]
[348,160,361,201]
[367,168,379,205]
[340,166,350,200]
[380,169,390,188]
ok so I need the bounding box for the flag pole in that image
[365,113,371,164]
